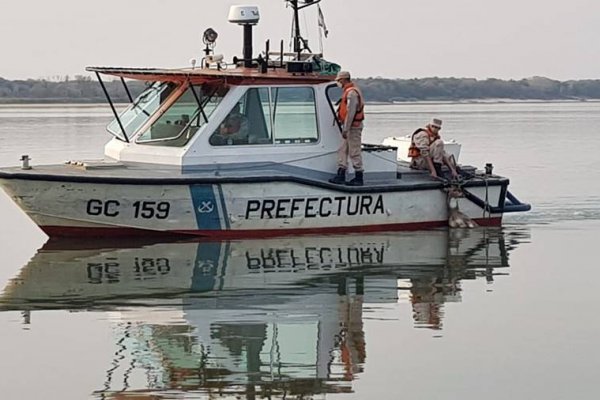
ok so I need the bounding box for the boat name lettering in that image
[133,201,170,219]
[86,199,171,219]
[244,195,385,219]
[246,246,386,270]
[87,199,120,217]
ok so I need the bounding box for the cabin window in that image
[107,82,177,141]
[137,83,229,145]
[209,86,318,147]
[272,87,319,144]
[209,88,272,146]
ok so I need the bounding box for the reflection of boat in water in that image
[3,229,518,307]
[1,228,528,398]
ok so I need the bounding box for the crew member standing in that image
[329,71,365,186]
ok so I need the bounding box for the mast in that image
[292,0,301,59]
[287,0,322,59]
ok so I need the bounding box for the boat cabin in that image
[88,3,397,180]
[88,66,397,180]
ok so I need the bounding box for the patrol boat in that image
[0,2,530,238]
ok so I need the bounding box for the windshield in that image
[107,82,177,141]
[136,82,229,146]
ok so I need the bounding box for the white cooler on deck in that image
[382,135,462,163]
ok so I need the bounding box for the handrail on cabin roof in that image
[85,66,336,84]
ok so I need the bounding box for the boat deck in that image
[0,160,506,192]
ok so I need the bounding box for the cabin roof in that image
[86,66,336,85]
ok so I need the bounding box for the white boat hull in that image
[0,177,503,237]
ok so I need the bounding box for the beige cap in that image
[336,70,351,80]
[430,118,442,129]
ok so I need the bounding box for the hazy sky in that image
[1,0,598,80]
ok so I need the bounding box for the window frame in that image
[134,81,228,146]
[207,85,321,148]
[271,86,320,146]
[207,87,272,147]
[325,83,343,132]
[106,81,179,142]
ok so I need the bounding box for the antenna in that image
[286,0,321,59]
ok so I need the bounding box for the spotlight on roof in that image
[203,28,218,45]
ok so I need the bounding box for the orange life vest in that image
[337,83,365,128]
[408,127,437,158]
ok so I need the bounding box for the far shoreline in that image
[3,76,600,105]
[367,98,600,105]
[1,99,598,107]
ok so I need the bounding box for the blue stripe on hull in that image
[190,184,222,230]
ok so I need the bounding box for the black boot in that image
[328,168,346,184]
[346,171,364,186]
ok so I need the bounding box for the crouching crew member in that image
[329,71,366,186]
[409,118,459,179]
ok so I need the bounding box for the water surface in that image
[1,103,599,399]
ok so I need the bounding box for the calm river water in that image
[0,102,599,399]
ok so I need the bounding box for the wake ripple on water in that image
[507,196,600,225]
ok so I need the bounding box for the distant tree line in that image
[355,76,600,102]
[2,75,600,103]
[0,75,145,104]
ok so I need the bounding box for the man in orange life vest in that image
[410,118,459,179]
[329,71,366,186]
